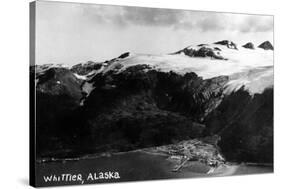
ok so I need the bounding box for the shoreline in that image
[36,149,273,170]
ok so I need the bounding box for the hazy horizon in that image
[35,1,274,66]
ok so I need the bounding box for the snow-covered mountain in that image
[32,40,273,163]
[75,40,273,97]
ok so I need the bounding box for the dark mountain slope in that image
[74,65,228,153]
[205,87,273,163]
[35,67,83,157]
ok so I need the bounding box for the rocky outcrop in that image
[258,41,274,50]
[118,52,130,59]
[70,61,103,75]
[242,42,255,49]
[174,46,227,60]
[214,40,238,50]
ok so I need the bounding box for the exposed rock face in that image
[36,67,83,97]
[242,42,255,49]
[214,40,238,50]
[118,52,130,59]
[258,41,274,50]
[71,61,103,75]
[174,46,227,60]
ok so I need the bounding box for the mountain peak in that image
[258,41,274,50]
[174,44,227,60]
[242,42,255,49]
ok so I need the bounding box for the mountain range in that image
[31,40,273,163]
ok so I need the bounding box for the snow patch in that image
[82,82,95,97]
[74,73,87,80]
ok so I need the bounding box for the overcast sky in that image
[36,1,274,65]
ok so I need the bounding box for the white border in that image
[0,0,280,188]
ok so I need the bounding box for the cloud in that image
[80,4,185,28]
[80,4,273,33]
[121,7,185,26]
[239,16,273,33]
[191,13,226,32]
[38,1,273,33]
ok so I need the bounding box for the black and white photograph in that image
[29,0,274,187]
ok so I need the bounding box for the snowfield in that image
[100,44,273,95]
[35,42,273,96]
